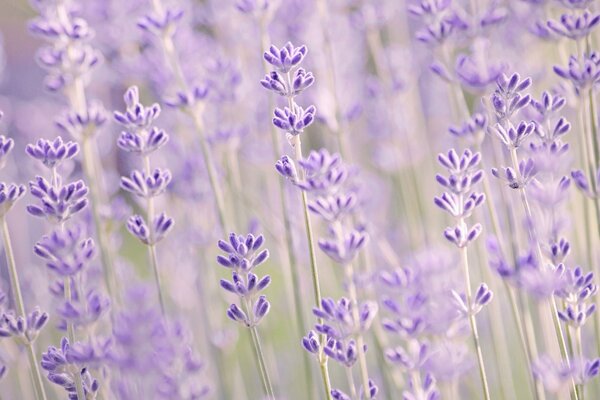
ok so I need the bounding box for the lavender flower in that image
[25,137,79,169]
[547,10,600,40]
[217,232,271,326]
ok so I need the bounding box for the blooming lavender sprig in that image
[29,0,117,303]
[0,119,49,400]
[434,148,491,399]
[41,337,100,400]
[555,266,598,327]
[114,86,174,315]
[26,136,108,400]
[266,42,335,398]
[216,232,274,398]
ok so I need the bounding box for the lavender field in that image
[2,0,600,399]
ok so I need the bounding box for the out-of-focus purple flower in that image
[58,289,110,328]
[313,297,378,340]
[34,224,96,277]
[547,10,600,40]
[571,168,600,198]
[0,307,49,343]
[137,8,184,37]
[534,355,599,393]
[26,137,79,169]
[449,113,487,142]
[455,53,506,89]
[55,102,107,141]
[0,132,14,170]
[235,0,269,14]
[386,339,430,371]
[554,52,600,94]
[318,229,368,264]
[0,183,26,217]
[402,372,441,400]
[27,177,88,223]
[29,7,101,92]
[492,158,537,189]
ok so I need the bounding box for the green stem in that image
[242,297,275,399]
[1,218,48,400]
[292,135,333,400]
[459,242,491,400]
[143,155,166,315]
[64,276,85,400]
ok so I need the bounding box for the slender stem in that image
[508,147,579,399]
[55,1,117,302]
[143,155,166,315]
[459,240,491,400]
[346,266,372,398]
[189,105,229,232]
[345,367,358,399]
[150,0,229,233]
[242,298,274,399]
[1,218,48,400]
[63,276,85,400]
[292,135,333,400]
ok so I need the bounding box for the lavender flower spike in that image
[216,232,275,398]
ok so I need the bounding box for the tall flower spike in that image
[216,232,274,397]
